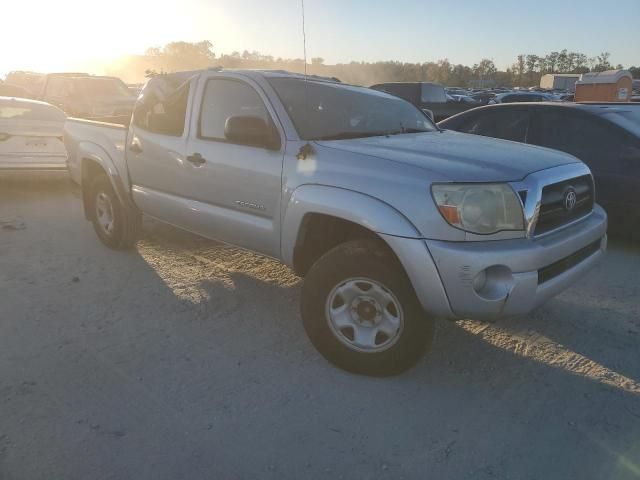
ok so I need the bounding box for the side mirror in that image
[224,115,280,150]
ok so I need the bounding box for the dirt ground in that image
[1,179,639,480]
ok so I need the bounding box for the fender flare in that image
[281,184,422,266]
[78,141,133,220]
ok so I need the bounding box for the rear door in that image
[127,79,193,228]
[182,73,285,257]
[451,107,533,143]
[528,108,634,215]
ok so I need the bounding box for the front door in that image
[182,74,285,257]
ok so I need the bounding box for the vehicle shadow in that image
[136,215,640,391]
[2,180,639,480]
[130,221,640,479]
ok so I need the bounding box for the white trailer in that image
[540,74,581,92]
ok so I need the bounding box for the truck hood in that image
[316,130,580,182]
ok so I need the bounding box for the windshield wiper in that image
[313,131,390,141]
[386,127,431,135]
[314,127,432,141]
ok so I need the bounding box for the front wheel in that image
[89,173,140,250]
[301,239,434,376]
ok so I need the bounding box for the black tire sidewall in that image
[301,240,433,376]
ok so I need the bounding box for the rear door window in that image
[133,81,190,136]
[532,110,626,170]
[457,108,531,142]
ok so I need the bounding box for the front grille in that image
[534,175,594,235]
[538,240,601,284]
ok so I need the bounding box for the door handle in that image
[186,153,206,165]
[129,141,143,154]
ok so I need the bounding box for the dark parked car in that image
[370,82,475,121]
[489,92,559,104]
[439,102,640,234]
[469,91,497,105]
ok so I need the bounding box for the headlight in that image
[431,183,524,234]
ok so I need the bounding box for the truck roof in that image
[146,68,341,85]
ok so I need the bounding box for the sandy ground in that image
[1,179,639,480]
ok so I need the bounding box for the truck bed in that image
[63,117,127,184]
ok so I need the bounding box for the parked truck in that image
[41,73,135,124]
[64,69,607,376]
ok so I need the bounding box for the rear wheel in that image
[89,173,140,249]
[301,239,434,376]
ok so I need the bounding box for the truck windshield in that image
[268,78,436,141]
[77,78,132,99]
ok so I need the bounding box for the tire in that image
[301,239,434,376]
[89,173,140,250]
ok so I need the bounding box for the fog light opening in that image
[473,265,514,301]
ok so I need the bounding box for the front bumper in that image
[382,205,607,321]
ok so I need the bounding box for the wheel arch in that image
[282,185,422,276]
[78,142,132,221]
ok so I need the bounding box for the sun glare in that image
[0,0,223,76]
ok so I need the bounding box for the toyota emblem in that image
[564,189,577,212]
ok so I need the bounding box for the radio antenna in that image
[301,0,308,78]
[296,0,315,161]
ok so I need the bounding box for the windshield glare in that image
[77,78,132,99]
[268,78,436,140]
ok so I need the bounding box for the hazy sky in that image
[2,0,638,75]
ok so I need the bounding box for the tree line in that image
[106,41,640,88]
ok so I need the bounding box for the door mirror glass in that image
[224,115,279,149]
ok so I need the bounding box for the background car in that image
[0,97,67,174]
[448,93,481,105]
[439,102,640,235]
[469,91,497,105]
[489,91,560,104]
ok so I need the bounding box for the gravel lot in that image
[1,179,639,480]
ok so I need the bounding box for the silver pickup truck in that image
[64,69,607,376]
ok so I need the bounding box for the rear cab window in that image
[133,80,191,136]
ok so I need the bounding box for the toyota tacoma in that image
[64,69,607,376]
